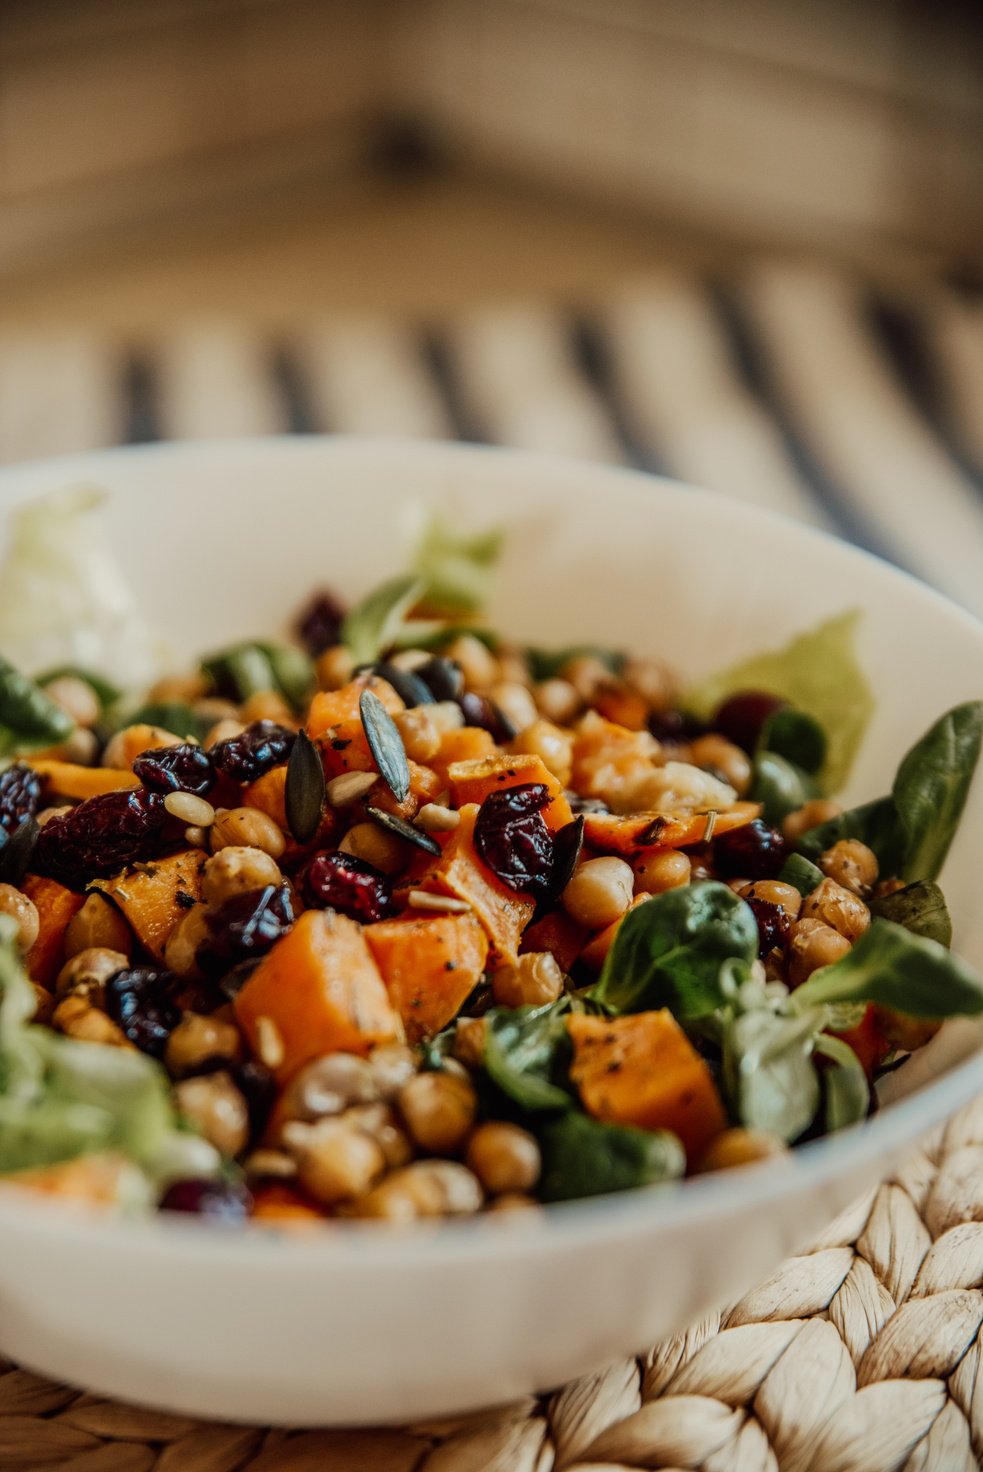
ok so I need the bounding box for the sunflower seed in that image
[407,890,472,913]
[326,770,378,808]
[359,689,410,803]
[284,728,325,843]
[365,805,441,856]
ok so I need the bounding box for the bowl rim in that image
[1,433,982,1265]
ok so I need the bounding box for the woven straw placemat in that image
[5,1095,983,1472]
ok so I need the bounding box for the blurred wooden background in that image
[1,0,981,286]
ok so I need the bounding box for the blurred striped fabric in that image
[2,262,982,619]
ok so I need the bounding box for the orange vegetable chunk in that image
[251,1182,325,1225]
[568,1010,727,1164]
[20,874,86,987]
[578,894,650,972]
[431,726,496,786]
[90,849,206,963]
[582,802,761,856]
[366,911,489,1042]
[307,676,404,780]
[26,760,139,801]
[242,766,289,828]
[520,909,588,974]
[448,753,573,832]
[404,803,534,965]
[234,910,401,1081]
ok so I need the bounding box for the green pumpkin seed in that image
[0,817,40,885]
[284,729,325,843]
[365,805,440,857]
[359,689,410,803]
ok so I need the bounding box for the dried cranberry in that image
[647,709,704,743]
[459,692,517,743]
[713,818,787,880]
[105,966,181,1057]
[0,764,41,833]
[713,691,788,754]
[295,589,346,656]
[32,789,168,889]
[133,742,215,796]
[474,783,555,897]
[745,896,792,957]
[160,1177,253,1221]
[210,721,296,783]
[304,852,394,923]
[198,884,294,974]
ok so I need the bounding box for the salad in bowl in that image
[0,437,981,1424]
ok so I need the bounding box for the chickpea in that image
[147,673,207,704]
[201,847,282,907]
[560,654,610,704]
[174,1072,250,1158]
[801,877,870,942]
[0,883,39,952]
[444,633,498,691]
[787,917,851,986]
[358,1160,483,1221]
[466,1122,541,1195]
[686,734,753,796]
[820,839,878,896]
[53,994,129,1047]
[241,691,294,726]
[339,822,409,875]
[204,718,246,749]
[102,725,182,769]
[535,678,581,725]
[55,947,129,1004]
[344,1103,413,1169]
[393,709,440,764]
[279,1052,380,1123]
[210,807,285,860]
[64,893,132,959]
[315,644,356,691]
[562,857,634,930]
[427,701,465,734]
[165,1013,242,1076]
[492,951,564,1009]
[632,849,691,896]
[737,880,802,920]
[162,905,211,980]
[782,799,842,844]
[366,1044,418,1100]
[282,1118,386,1205]
[42,674,101,728]
[487,1193,542,1214]
[621,657,674,711]
[398,1071,477,1155]
[244,1149,297,1181]
[453,1016,487,1069]
[490,681,538,734]
[512,719,574,787]
[697,1129,789,1173]
[58,728,100,766]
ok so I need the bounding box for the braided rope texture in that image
[5,1097,983,1472]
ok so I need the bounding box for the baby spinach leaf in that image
[778,852,825,897]
[722,1007,823,1143]
[815,1034,870,1133]
[685,610,873,793]
[538,1112,685,1201]
[341,576,425,667]
[749,751,817,826]
[796,796,904,875]
[0,656,75,758]
[870,880,952,948]
[483,1002,573,1112]
[759,708,828,777]
[590,881,758,1020]
[792,918,983,1018]
[256,643,315,711]
[411,513,503,616]
[893,702,983,883]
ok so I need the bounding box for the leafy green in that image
[792,919,983,1019]
[815,1033,870,1133]
[590,882,758,1020]
[0,656,75,757]
[722,1007,823,1142]
[759,708,827,776]
[200,642,314,711]
[538,1112,684,1201]
[797,703,983,883]
[483,1003,573,1112]
[390,621,499,653]
[893,702,983,882]
[256,643,315,710]
[778,852,825,897]
[685,610,873,792]
[526,646,625,683]
[341,576,426,667]
[870,880,952,948]
[410,513,503,616]
[115,700,209,744]
[749,751,816,826]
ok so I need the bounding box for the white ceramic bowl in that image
[1,437,982,1426]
